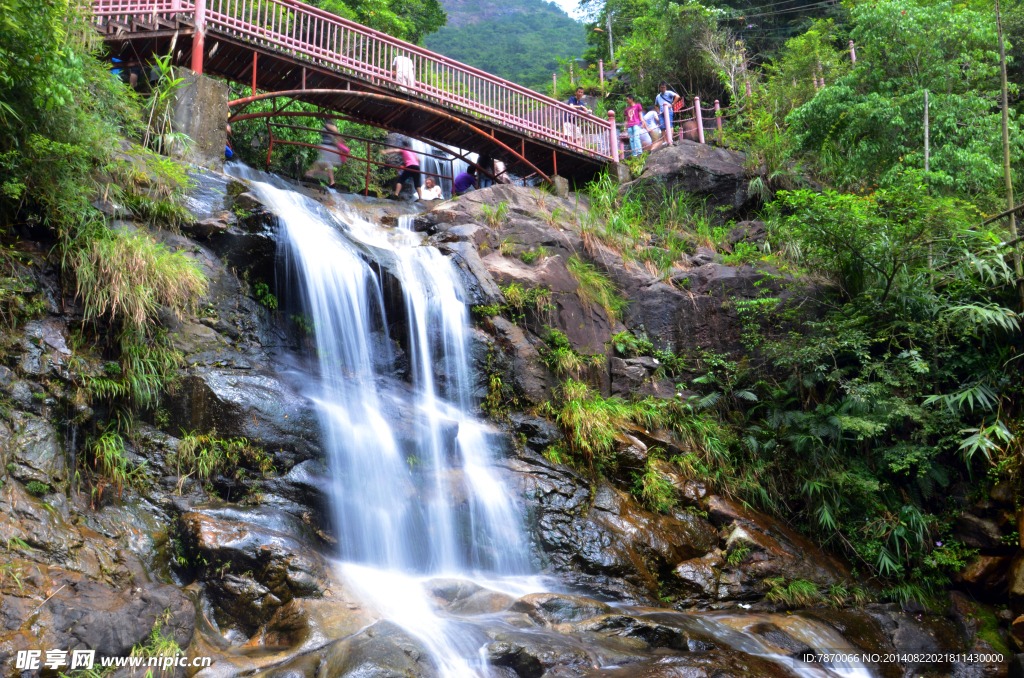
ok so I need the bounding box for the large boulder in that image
[671,496,851,607]
[621,141,759,222]
[0,563,194,675]
[317,621,437,678]
[504,452,717,604]
[165,370,322,469]
[179,511,331,632]
[0,412,66,489]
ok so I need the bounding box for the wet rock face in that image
[684,496,851,605]
[0,563,194,673]
[503,451,717,604]
[318,621,438,678]
[179,511,331,633]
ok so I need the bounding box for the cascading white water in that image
[228,165,529,577]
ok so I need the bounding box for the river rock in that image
[582,650,798,677]
[509,593,613,625]
[0,564,193,671]
[318,620,437,678]
[252,598,377,654]
[179,511,331,631]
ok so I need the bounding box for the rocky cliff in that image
[0,144,1016,678]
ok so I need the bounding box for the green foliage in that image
[500,282,553,323]
[71,226,207,333]
[423,0,586,91]
[566,255,628,322]
[786,0,1020,195]
[632,451,677,513]
[86,427,148,502]
[25,481,49,496]
[172,431,275,486]
[763,578,823,608]
[538,329,604,376]
[253,282,279,311]
[315,0,445,44]
[480,201,510,227]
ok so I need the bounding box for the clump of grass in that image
[479,201,510,227]
[546,379,634,470]
[538,329,604,376]
[567,255,628,322]
[519,246,548,265]
[633,451,677,513]
[172,430,275,486]
[763,578,822,608]
[501,283,553,322]
[88,427,148,503]
[71,227,207,332]
[499,237,517,256]
[88,330,183,407]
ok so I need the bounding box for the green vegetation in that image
[538,329,604,376]
[173,431,275,485]
[480,200,510,227]
[566,255,628,321]
[423,0,587,91]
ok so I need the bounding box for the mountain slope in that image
[423,0,586,92]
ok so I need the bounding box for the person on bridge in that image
[393,54,416,92]
[304,123,345,186]
[563,87,589,144]
[421,177,444,201]
[381,143,423,200]
[624,94,653,158]
[655,82,680,133]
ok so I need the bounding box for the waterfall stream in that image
[224,164,876,678]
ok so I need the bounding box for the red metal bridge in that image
[92,0,625,182]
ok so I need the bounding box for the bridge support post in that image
[662,103,672,146]
[694,96,704,144]
[191,0,206,74]
[599,60,604,97]
[714,100,721,133]
[607,110,618,163]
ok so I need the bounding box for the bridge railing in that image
[91,0,615,160]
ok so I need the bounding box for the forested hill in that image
[423,0,587,92]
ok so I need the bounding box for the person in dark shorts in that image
[381,143,422,199]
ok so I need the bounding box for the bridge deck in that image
[93,0,616,182]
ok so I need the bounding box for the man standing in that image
[564,86,589,144]
[654,82,680,137]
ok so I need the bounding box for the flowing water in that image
[225,164,875,678]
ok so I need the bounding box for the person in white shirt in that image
[642,109,664,150]
[421,177,444,200]
[393,54,415,91]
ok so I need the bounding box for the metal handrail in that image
[91,0,616,160]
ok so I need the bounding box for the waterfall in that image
[228,164,528,576]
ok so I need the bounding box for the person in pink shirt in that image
[624,94,654,158]
[381,142,423,199]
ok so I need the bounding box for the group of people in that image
[303,127,505,201]
[564,82,681,158]
[623,83,679,157]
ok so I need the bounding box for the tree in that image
[786,0,1022,198]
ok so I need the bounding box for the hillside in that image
[423,0,586,92]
